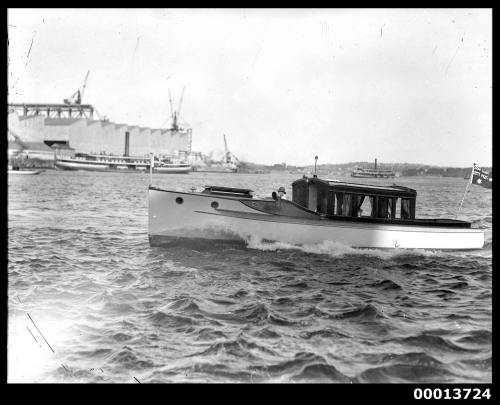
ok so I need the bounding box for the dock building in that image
[8,103,193,162]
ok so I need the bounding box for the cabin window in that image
[395,198,401,219]
[292,183,308,207]
[327,189,336,215]
[308,183,318,211]
[379,197,398,219]
[342,194,353,216]
[333,193,366,217]
[335,193,344,215]
[390,198,397,219]
[359,196,373,217]
[369,196,376,217]
[351,194,365,217]
[401,198,412,220]
[377,197,390,218]
[317,189,329,214]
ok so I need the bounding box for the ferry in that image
[55,153,192,174]
[351,158,396,178]
[148,175,484,250]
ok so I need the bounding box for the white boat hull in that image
[55,160,113,171]
[154,166,192,174]
[8,169,42,175]
[149,189,484,250]
[55,159,191,174]
[193,166,237,173]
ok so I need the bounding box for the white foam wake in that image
[244,235,448,259]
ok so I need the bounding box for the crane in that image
[223,134,240,165]
[177,86,185,119]
[167,86,185,131]
[64,70,90,105]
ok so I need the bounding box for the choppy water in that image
[8,170,492,383]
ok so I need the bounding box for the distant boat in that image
[155,163,192,174]
[8,166,42,175]
[55,153,192,174]
[351,158,395,178]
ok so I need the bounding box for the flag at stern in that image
[471,164,492,189]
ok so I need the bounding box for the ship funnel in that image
[314,156,318,177]
[375,158,378,170]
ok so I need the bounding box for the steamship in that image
[351,158,395,178]
[55,153,192,174]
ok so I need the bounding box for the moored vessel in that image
[8,166,43,175]
[55,153,192,174]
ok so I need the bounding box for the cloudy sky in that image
[8,8,491,166]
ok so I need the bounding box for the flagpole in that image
[455,163,475,219]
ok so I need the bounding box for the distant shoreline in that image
[7,155,492,178]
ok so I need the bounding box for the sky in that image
[7,8,492,167]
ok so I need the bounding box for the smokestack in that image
[124,131,130,157]
[375,158,377,170]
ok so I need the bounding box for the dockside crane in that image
[64,70,90,105]
[167,86,186,131]
[223,134,240,165]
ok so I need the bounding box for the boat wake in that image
[243,235,447,259]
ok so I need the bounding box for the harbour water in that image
[8,171,492,383]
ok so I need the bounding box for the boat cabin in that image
[292,176,417,220]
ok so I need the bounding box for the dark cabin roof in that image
[292,176,417,198]
[202,185,254,198]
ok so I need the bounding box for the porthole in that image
[211,201,219,209]
[176,197,184,204]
